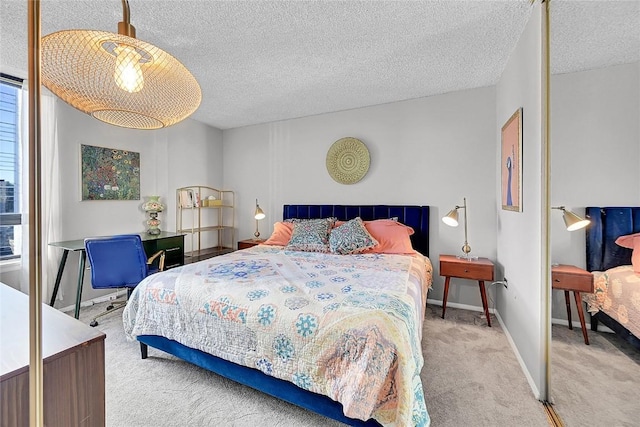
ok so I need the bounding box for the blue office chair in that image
[84,234,165,327]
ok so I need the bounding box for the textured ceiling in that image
[1,1,638,130]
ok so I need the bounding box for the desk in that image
[49,231,184,318]
[1,284,106,426]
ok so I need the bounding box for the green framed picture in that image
[80,144,140,200]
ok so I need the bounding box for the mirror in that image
[550,1,640,425]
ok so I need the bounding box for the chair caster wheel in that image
[90,320,98,327]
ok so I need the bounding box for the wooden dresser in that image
[1,284,106,426]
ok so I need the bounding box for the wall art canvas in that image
[81,144,140,200]
[501,108,522,212]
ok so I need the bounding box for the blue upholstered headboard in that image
[282,204,430,256]
[586,207,640,272]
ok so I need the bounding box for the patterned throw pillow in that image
[286,218,335,252]
[329,217,379,255]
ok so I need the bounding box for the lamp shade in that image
[563,209,590,231]
[141,196,164,212]
[552,206,590,231]
[442,209,459,227]
[254,199,265,220]
[41,3,201,130]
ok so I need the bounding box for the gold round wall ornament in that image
[326,137,370,184]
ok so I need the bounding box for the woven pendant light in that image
[41,0,201,130]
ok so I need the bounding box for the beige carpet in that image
[78,302,549,426]
[551,323,640,427]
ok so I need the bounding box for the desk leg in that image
[74,251,86,319]
[478,280,491,327]
[574,291,589,345]
[49,249,69,306]
[441,276,451,319]
[564,290,573,330]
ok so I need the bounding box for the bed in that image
[583,206,640,350]
[123,204,433,426]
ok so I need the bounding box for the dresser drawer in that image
[440,256,494,281]
[552,265,594,293]
[153,236,184,252]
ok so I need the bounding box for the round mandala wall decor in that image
[326,137,370,184]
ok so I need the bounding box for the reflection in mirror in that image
[549,1,640,425]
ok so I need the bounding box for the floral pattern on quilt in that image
[123,245,433,427]
[582,265,640,338]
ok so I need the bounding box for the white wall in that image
[495,4,545,398]
[223,86,499,310]
[550,62,640,321]
[44,101,223,307]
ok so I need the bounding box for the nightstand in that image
[440,254,495,326]
[237,239,265,250]
[552,264,594,345]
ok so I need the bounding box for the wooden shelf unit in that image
[176,186,235,262]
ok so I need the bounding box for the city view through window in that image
[0,79,21,260]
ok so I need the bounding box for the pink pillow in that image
[262,222,294,246]
[361,219,416,254]
[615,232,640,273]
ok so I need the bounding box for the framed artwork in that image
[81,144,140,200]
[501,108,522,212]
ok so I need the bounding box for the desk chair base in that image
[90,300,126,327]
[89,288,133,327]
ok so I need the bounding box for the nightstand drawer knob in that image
[554,279,560,282]
[464,269,469,273]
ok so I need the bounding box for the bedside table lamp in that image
[254,199,266,239]
[442,197,472,259]
[552,206,590,231]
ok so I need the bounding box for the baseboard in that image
[551,317,614,334]
[426,298,495,314]
[58,289,127,314]
[494,310,541,400]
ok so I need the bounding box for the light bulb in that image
[114,45,144,93]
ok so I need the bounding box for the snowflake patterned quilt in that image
[123,245,433,426]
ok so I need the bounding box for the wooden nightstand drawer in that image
[238,239,265,250]
[552,265,594,293]
[440,255,494,281]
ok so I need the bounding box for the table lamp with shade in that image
[442,197,473,259]
[142,196,165,235]
[254,199,266,239]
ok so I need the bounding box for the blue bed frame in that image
[138,204,430,425]
[585,206,640,350]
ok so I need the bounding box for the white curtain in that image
[19,84,61,302]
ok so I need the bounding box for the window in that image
[0,74,23,261]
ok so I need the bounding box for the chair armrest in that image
[147,250,166,272]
